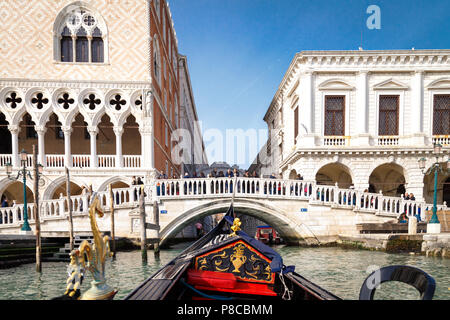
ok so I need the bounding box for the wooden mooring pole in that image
[139,186,147,262]
[33,145,41,273]
[65,167,74,251]
[108,184,116,259]
[153,201,160,258]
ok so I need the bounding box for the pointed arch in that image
[53,1,109,63]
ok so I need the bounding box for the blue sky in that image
[169,0,450,168]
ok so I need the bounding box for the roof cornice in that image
[263,49,450,123]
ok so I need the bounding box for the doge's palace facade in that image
[0,0,191,203]
[262,49,450,204]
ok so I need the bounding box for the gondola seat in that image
[187,269,277,297]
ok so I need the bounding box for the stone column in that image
[114,126,124,168]
[406,169,425,202]
[297,70,316,148]
[8,125,20,168]
[88,127,98,168]
[87,35,92,63]
[140,125,154,169]
[353,71,371,146]
[35,126,46,167]
[141,91,154,170]
[411,71,426,145]
[63,126,72,168]
[71,35,77,62]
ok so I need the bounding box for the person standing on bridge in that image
[195,222,204,238]
[132,176,138,201]
[1,195,9,208]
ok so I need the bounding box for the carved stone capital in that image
[34,126,47,135]
[62,126,73,135]
[8,125,20,135]
[87,126,98,135]
[113,126,124,136]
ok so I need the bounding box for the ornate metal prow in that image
[78,193,117,300]
[56,193,117,300]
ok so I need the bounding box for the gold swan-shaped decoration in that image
[79,193,116,300]
[61,193,117,300]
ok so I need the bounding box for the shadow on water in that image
[0,244,448,300]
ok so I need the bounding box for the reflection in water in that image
[277,246,450,300]
[0,246,448,300]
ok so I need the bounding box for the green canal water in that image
[0,245,449,300]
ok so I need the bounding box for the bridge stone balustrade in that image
[0,177,447,244]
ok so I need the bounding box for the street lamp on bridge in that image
[418,143,450,234]
[5,149,44,233]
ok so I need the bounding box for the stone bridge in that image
[0,177,446,245]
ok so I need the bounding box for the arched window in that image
[153,38,161,84]
[91,27,104,63]
[76,27,89,62]
[54,5,107,63]
[155,0,161,20]
[60,27,73,62]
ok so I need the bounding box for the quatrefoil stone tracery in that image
[135,95,142,110]
[83,94,101,111]
[110,94,126,111]
[5,92,22,109]
[65,9,99,36]
[31,92,49,110]
[58,93,75,110]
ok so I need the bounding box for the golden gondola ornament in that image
[54,193,117,300]
[79,193,117,300]
[230,218,241,237]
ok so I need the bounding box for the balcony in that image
[1,154,143,170]
[377,136,399,146]
[432,135,450,146]
[323,136,349,146]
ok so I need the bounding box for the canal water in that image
[0,245,448,300]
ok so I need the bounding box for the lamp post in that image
[5,149,43,233]
[418,143,450,234]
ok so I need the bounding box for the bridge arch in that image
[159,199,304,246]
[0,177,34,205]
[368,162,407,196]
[42,176,86,200]
[314,162,354,189]
[97,176,131,192]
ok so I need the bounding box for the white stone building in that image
[178,55,209,177]
[260,49,450,204]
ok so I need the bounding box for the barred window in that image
[324,96,345,136]
[153,38,161,84]
[378,95,399,136]
[433,95,450,135]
